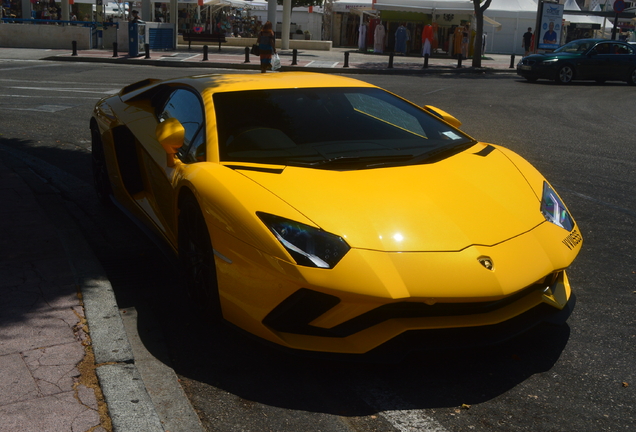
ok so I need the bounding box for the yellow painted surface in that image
[93,73,583,354]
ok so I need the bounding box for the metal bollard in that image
[112,42,118,57]
[203,45,209,61]
[509,54,516,68]
[388,52,394,69]
[423,53,429,69]
[457,54,462,68]
[244,46,250,63]
[343,52,349,68]
[292,49,298,66]
[144,44,150,59]
[72,40,78,56]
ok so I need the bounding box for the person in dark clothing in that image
[522,27,533,56]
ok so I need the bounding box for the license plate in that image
[519,65,532,71]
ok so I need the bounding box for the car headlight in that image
[541,58,559,64]
[257,212,350,269]
[540,182,574,231]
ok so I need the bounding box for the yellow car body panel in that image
[234,143,545,251]
[91,73,583,355]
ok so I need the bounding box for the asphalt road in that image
[0,59,634,432]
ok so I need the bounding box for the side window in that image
[594,43,610,55]
[160,89,205,162]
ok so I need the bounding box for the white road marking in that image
[9,86,120,94]
[0,63,63,72]
[7,105,76,112]
[354,381,448,432]
[0,94,102,100]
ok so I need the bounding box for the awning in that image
[483,15,502,31]
[373,0,474,15]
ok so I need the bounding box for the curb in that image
[43,54,518,75]
[0,145,168,432]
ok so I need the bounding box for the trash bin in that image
[128,22,146,57]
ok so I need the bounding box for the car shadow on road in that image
[140,272,571,416]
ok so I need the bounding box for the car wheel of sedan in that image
[556,65,574,84]
[91,125,113,206]
[628,68,636,86]
[178,195,222,318]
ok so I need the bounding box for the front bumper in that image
[214,221,581,355]
[517,62,558,80]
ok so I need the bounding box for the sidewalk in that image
[38,44,518,74]
[0,157,109,431]
[0,150,175,431]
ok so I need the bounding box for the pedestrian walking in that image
[522,27,533,56]
[258,21,277,73]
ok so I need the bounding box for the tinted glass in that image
[213,87,474,169]
[554,40,595,53]
[160,89,204,149]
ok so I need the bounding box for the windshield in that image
[554,40,596,53]
[213,87,475,169]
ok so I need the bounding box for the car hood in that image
[235,145,545,252]
[528,52,579,62]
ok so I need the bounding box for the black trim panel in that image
[474,145,496,157]
[264,273,561,339]
[226,165,285,174]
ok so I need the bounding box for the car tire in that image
[91,125,113,206]
[628,68,636,86]
[555,65,574,84]
[178,195,222,318]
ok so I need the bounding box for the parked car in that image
[91,73,583,356]
[517,38,636,84]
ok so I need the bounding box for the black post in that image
[144,44,150,59]
[343,52,349,68]
[611,13,619,40]
[388,52,394,69]
[112,42,118,57]
[457,54,462,68]
[203,45,209,61]
[244,46,250,63]
[292,49,298,66]
[509,54,515,68]
[423,53,429,69]
[218,39,222,52]
[72,40,78,56]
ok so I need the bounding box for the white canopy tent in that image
[369,0,538,54]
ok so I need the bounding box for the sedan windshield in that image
[213,87,475,169]
[554,40,596,53]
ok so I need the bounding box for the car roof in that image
[166,72,376,94]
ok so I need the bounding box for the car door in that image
[131,87,206,246]
[605,43,635,80]
[582,42,612,80]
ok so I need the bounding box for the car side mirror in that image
[422,105,462,129]
[156,118,185,167]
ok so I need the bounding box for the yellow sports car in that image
[91,73,583,355]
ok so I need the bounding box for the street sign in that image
[613,0,625,13]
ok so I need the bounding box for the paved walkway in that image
[0,45,516,432]
[41,44,519,73]
[0,158,109,431]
